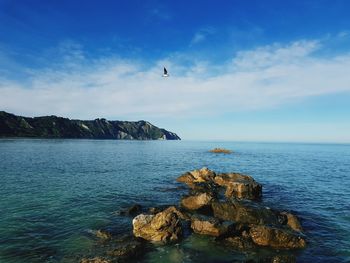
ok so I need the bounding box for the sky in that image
[1,0,350,142]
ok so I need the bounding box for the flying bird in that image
[162,67,169,77]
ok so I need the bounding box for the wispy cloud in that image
[150,8,172,21]
[1,39,350,120]
[338,30,350,38]
[190,27,215,45]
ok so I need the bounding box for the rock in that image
[107,238,146,261]
[120,204,142,216]
[214,173,262,200]
[245,254,296,263]
[176,173,196,187]
[80,257,110,263]
[209,148,232,154]
[95,229,112,240]
[281,212,303,232]
[211,200,279,225]
[225,236,255,250]
[176,167,216,188]
[249,225,306,249]
[181,192,213,211]
[163,206,191,221]
[132,209,182,243]
[191,216,232,237]
[190,167,216,182]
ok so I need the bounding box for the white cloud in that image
[1,39,350,120]
[190,27,215,45]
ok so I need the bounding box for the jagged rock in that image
[214,173,262,200]
[80,257,110,263]
[211,200,279,225]
[249,225,306,249]
[190,216,232,237]
[176,167,216,188]
[281,212,303,232]
[181,192,213,211]
[163,206,191,221]
[132,209,182,243]
[190,167,216,182]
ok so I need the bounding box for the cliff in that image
[0,111,180,140]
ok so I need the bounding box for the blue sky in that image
[1,0,350,142]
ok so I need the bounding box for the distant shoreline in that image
[0,111,181,140]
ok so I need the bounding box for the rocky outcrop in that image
[209,148,232,154]
[0,111,180,140]
[87,167,307,262]
[174,167,306,251]
[132,208,182,243]
[176,167,261,200]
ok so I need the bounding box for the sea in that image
[0,139,349,263]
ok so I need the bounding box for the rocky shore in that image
[81,167,306,263]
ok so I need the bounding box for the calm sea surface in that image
[0,139,349,262]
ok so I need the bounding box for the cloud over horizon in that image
[1,38,350,121]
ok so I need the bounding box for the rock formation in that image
[81,167,306,262]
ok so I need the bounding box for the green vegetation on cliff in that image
[0,111,180,140]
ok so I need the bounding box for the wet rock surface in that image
[190,215,232,237]
[181,192,213,211]
[132,209,182,243]
[249,225,306,249]
[80,257,111,263]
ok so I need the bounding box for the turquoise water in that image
[0,139,349,262]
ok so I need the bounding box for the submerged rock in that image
[95,230,112,240]
[132,209,182,243]
[119,204,142,216]
[107,238,146,261]
[225,236,255,250]
[245,254,296,263]
[80,257,110,263]
[190,215,232,237]
[249,225,306,249]
[281,212,303,232]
